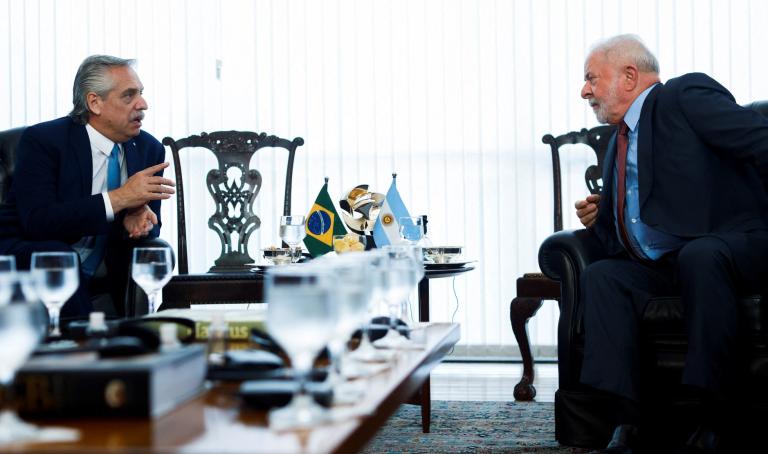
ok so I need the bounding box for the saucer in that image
[424,260,475,270]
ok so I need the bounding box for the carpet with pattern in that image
[363,400,588,453]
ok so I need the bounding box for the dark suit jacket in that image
[0,116,165,253]
[591,73,768,272]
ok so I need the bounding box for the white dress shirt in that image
[72,124,127,271]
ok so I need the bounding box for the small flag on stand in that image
[304,178,347,257]
[372,174,411,248]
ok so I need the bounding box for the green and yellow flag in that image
[304,181,347,257]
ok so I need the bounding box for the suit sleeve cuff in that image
[102,192,115,222]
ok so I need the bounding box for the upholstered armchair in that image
[540,101,768,448]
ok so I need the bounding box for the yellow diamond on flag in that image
[304,180,348,257]
[305,204,334,246]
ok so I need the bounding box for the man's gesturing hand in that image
[575,194,601,227]
[123,205,158,239]
[109,162,175,213]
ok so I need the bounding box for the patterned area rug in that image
[363,401,588,453]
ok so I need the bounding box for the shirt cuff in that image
[102,192,115,222]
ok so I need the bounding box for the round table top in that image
[424,264,476,279]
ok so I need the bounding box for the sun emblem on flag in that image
[382,214,394,225]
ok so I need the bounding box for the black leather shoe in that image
[683,426,720,454]
[588,424,639,454]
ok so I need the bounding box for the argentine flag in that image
[373,175,411,247]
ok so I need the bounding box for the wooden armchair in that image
[161,131,303,308]
[509,124,615,400]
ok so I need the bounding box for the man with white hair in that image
[0,55,175,318]
[574,34,768,453]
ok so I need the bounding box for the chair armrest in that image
[538,228,606,282]
[538,228,607,389]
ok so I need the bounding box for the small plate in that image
[254,261,304,271]
[424,260,475,270]
[254,262,280,271]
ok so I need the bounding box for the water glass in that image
[131,247,173,314]
[348,251,394,363]
[0,255,16,305]
[399,216,425,244]
[265,265,336,429]
[31,252,79,337]
[0,300,44,443]
[323,255,373,399]
[374,246,422,348]
[279,215,307,262]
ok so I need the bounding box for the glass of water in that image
[0,299,44,443]
[399,216,425,244]
[265,265,336,429]
[279,215,307,262]
[30,252,79,337]
[131,247,173,314]
[374,245,421,348]
[0,255,17,305]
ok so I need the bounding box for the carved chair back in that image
[542,124,616,232]
[163,131,304,274]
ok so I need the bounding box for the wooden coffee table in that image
[15,323,460,453]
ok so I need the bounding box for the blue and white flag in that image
[373,175,411,247]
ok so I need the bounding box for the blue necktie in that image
[106,144,121,190]
[82,144,121,276]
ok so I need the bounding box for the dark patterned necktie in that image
[615,122,639,259]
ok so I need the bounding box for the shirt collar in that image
[85,123,119,157]
[623,83,659,133]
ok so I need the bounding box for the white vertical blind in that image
[2,0,768,356]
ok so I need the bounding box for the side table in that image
[411,264,475,433]
[418,265,476,322]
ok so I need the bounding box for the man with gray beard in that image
[573,35,768,453]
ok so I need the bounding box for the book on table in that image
[145,307,266,340]
[14,345,206,418]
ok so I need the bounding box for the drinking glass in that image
[375,247,420,348]
[0,300,44,443]
[385,243,424,289]
[131,247,173,314]
[399,216,425,244]
[31,252,78,337]
[323,255,373,401]
[265,266,336,429]
[279,215,307,262]
[0,255,16,305]
[347,251,394,363]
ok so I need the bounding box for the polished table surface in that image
[15,323,460,453]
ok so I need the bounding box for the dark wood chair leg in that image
[420,378,431,433]
[510,296,544,401]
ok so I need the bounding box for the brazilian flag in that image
[304,182,347,257]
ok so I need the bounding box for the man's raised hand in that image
[575,194,601,227]
[109,162,175,213]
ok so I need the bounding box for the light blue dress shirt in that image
[613,84,687,260]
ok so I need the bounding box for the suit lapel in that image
[597,133,618,226]
[70,122,93,196]
[123,138,143,177]
[638,84,661,208]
